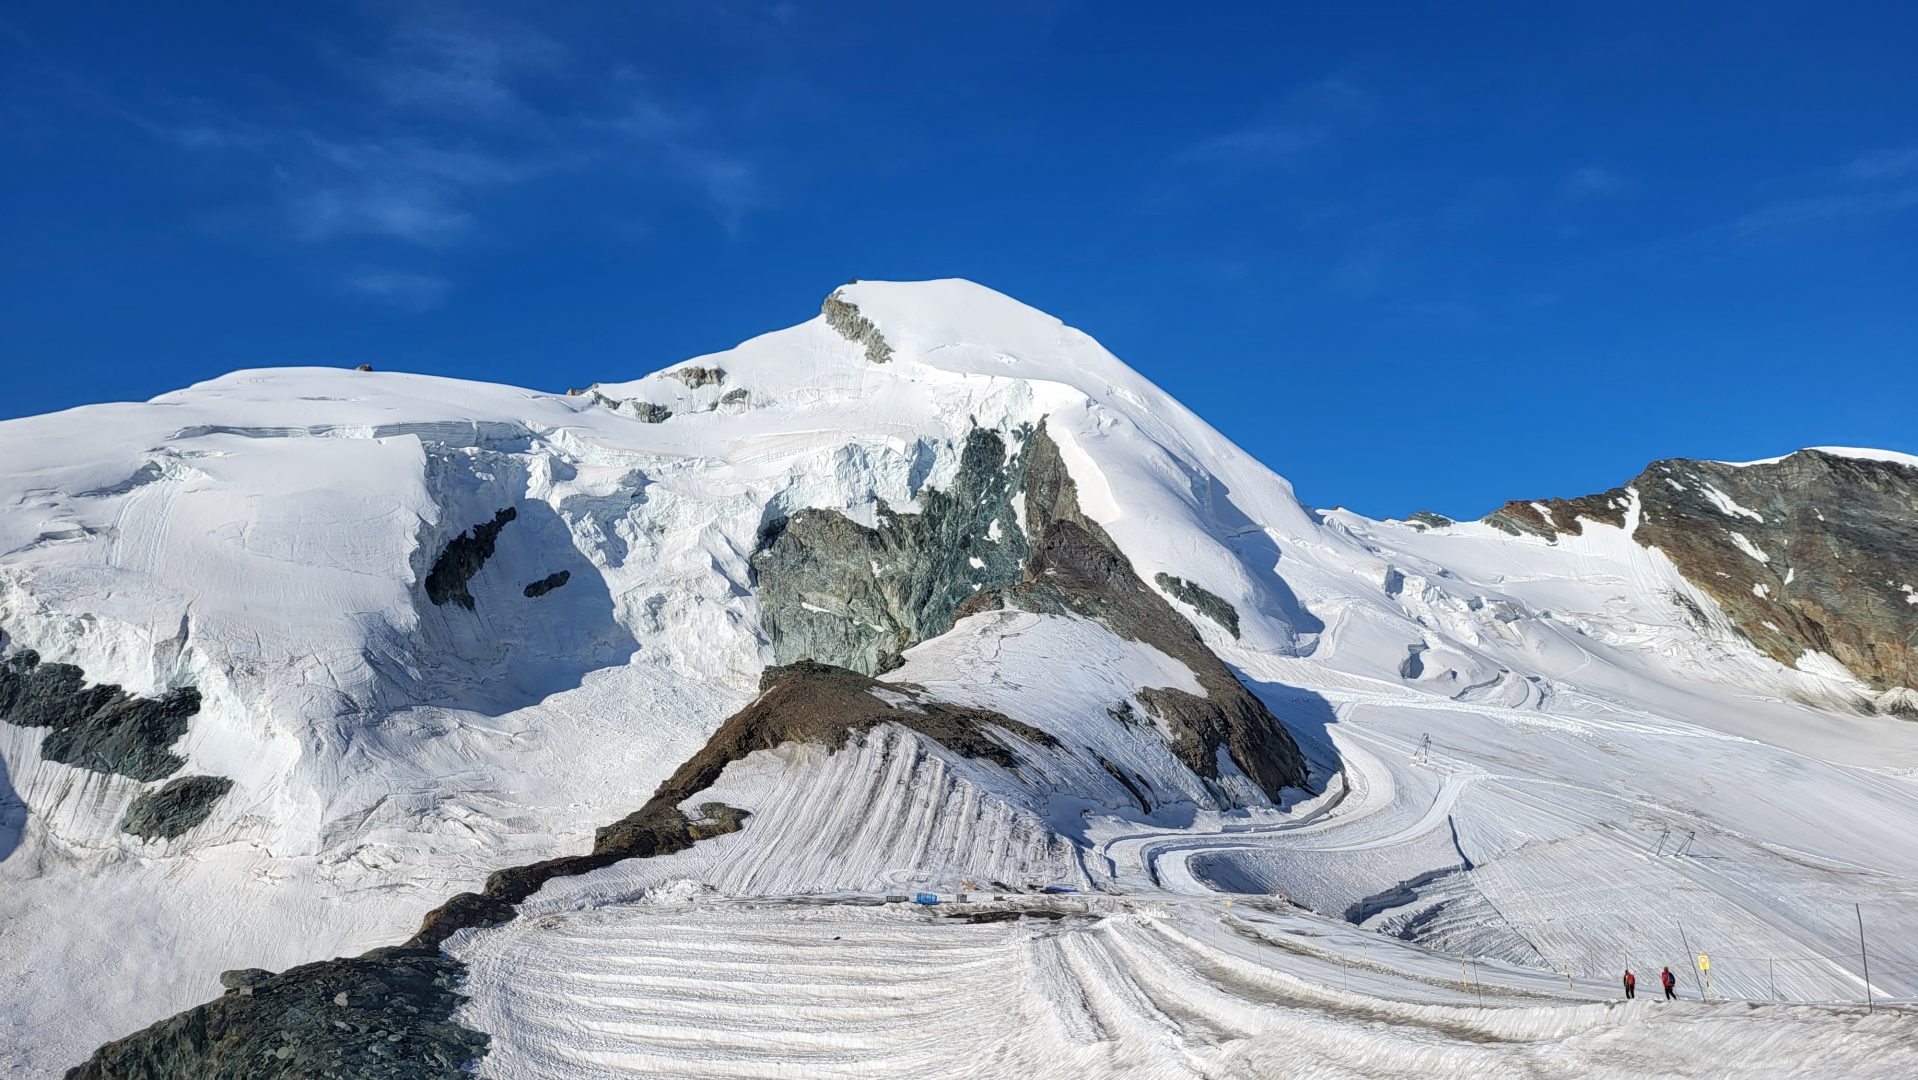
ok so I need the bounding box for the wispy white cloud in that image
[672,148,762,233]
[598,90,765,231]
[344,268,451,310]
[46,3,771,277]
[1844,146,1918,181]
[1729,187,1918,239]
[287,135,538,244]
[1725,148,1918,240]
[291,182,469,245]
[354,13,567,120]
[1179,78,1371,168]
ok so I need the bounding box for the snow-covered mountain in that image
[6,280,1918,1078]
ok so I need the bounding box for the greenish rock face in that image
[1406,510,1454,530]
[121,774,235,840]
[67,947,489,1080]
[751,427,1032,674]
[1480,449,1918,697]
[422,506,516,611]
[821,290,894,364]
[1153,573,1242,639]
[0,642,197,782]
[752,421,1311,799]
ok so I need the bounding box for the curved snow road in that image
[1096,716,1478,900]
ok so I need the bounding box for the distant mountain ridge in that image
[4,280,1917,1077]
[1482,447,1918,711]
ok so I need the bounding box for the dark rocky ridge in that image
[422,507,515,611]
[1481,449,1918,695]
[521,570,570,598]
[67,947,487,1080]
[0,638,201,783]
[121,775,235,840]
[755,419,1309,800]
[410,659,1051,949]
[1484,491,1629,539]
[72,660,1052,1076]
[664,365,726,388]
[821,289,894,364]
[1153,573,1242,639]
[959,426,1308,799]
[65,417,1312,1072]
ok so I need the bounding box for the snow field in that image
[8,279,1918,1075]
[453,894,1918,1080]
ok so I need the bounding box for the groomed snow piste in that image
[5,279,1918,1077]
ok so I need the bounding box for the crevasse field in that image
[4,280,1917,1077]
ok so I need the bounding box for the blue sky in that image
[3,2,1913,518]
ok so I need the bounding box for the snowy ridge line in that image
[10,278,1918,1076]
[1719,446,1918,470]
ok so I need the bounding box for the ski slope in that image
[450,894,1917,1080]
[6,279,1918,1076]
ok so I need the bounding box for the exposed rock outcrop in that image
[586,390,673,422]
[66,947,488,1080]
[521,570,570,599]
[74,657,1053,1074]
[664,365,726,389]
[822,289,894,364]
[1154,573,1242,639]
[1483,450,1918,695]
[422,507,516,611]
[410,659,1050,949]
[1484,490,1629,538]
[217,969,273,993]
[0,641,199,782]
[754,420,1309,800]
[962,427,1308,798]
[120,774,234,840]
[752,427,1030,674]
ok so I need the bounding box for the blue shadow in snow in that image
[0,748,23,864]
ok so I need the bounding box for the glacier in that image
[4,279,1917,1077]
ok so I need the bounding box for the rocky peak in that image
[1482,448,1918,703]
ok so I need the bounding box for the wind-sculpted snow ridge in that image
[7,278,1918,1077]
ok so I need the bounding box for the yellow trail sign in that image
[1697,954,1710,971]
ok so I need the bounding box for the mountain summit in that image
[6,281,1918,1078]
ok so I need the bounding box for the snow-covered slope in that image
[7,280,1918,1077]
